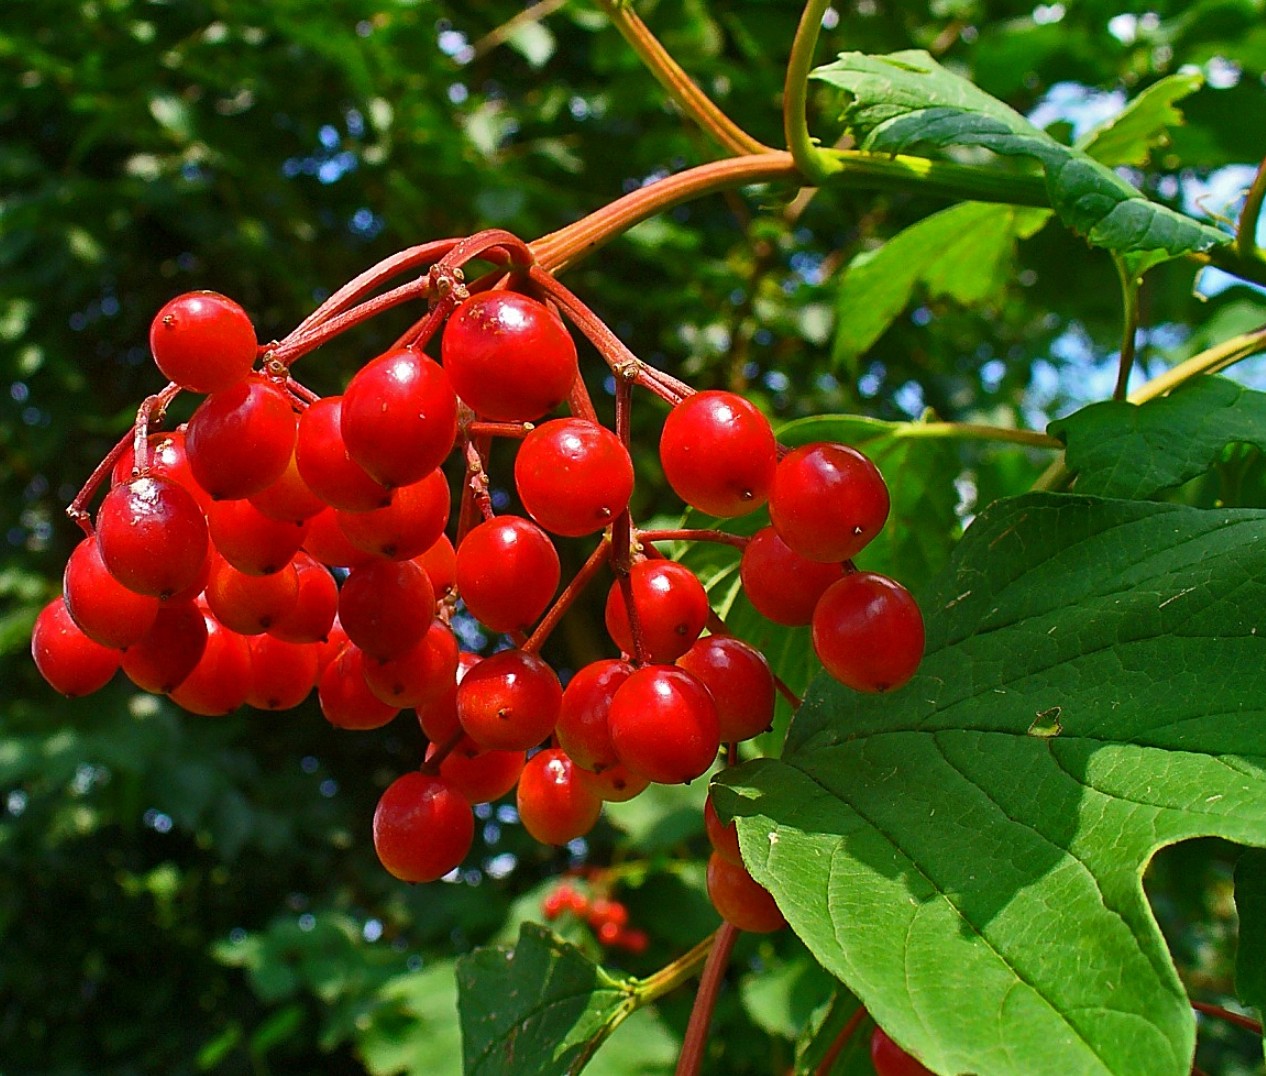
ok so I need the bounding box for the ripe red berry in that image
[456,649,562,752]
[63,538,160,649]
[575,761,650,803]
[246,634,320,711]
[608,665,719,784]
[870,1027,935,1076]
[516,747,603,845]
[373,771,474,883]
[705,852,785,933]
[703,792,742,867]
[120,602,209,694]
[425,735,525,804]
[266,552,338,644]
[414,534,457,598]
[96,475,210,599]
[150,291,257,394]
[185,376,298,500]
[811,572,924,693]
[514,419,634,537]
[31,598,121,697]
[363,618,459,708]
[112,429,212,514]
[441,291,579,421]
[338,558,435,661]
[739,526,844,626]
[341,348,457,488]
[248,446,327,524]
[769,441,889,562]
[604,560,709,664]
[318,641,401,730]
[302,506,376,570]
[295,396,392,511]
[554,658,634,773]
[659,391,776,517]
[455,515,560,632]
[337,469,450,561]
[676,634,774,742]
[208,497,308,575]
[168,611,252,716]
[205,555,299,635]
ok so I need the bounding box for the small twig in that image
[674,922,739,1076]
[523,537,612,655]
[1112,256,1141,400]
[816,1005,867,1076]
[636,529,750,550]
[1237,154,1266,261]
[1191,999,1263,1035]
[469,0,568,61]
[420,729,466,773]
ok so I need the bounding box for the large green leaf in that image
[813,51,1229,260]
[715,493,1266,1076]
[457,923,638,1076]
[831,202,1051,370]
[1050,376,1266,499]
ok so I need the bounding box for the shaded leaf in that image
[1050,376,1266,499]
[716,493,1266,1076]
[1235,849,1266,1017]
[457,923,638,1076]
[357,962,462,1076]
[813,51,1229,260]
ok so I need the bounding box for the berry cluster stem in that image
[523,537,612,655]
[674,922,739,1076]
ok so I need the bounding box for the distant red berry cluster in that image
[541,878,648,954]
[31,231,924,928]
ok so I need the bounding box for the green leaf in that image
[832,202,1051,370]
[794,993,870,1076]
[1235,849,1266,1017]
[357,962,463,1076]
[813,51,1229,260]
[1077,72,1205,168]
[715,493,1266,1076]
[457,923,639,1076]
[1050,376,1266,499]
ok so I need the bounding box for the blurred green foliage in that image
[2,0,1263,1072]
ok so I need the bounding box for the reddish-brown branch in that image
[420,729,466,773]
[816,1005,867,1075]
[637,528,750,550]
[674,922,739,1076]
[1191,1000,1263,1035]
[523,538,612,656]
[274,275,434,364]
[467,420,535,440]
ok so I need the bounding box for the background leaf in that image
[1234,849,1266,1021]
[716,493,1266,1076]
[1076,71,1205,167]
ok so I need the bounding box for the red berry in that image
[588,898,629,930]
[31,598,120,697]
[341,348,457,488]
[318,641,401,730]
[302,506,376,570]
[373,771,473,883]
[150,291,256,394]
[704,792,742,866]
[608,665,719,784]
[705,852,785,933]
[604,560,709,664]
[456,649,562,752]
[208,497,308,575]
[870,1027,935,1076]
[336,468,450,561]
[769,442,889,562]
[442,291,579,421]
[659,391,776,517]
[121,602,209,694]
[811,572,924,693]
[555,658,633,773]
[246,634,320,711]
[596,921,621,946]
[63,538,159,649]
[455,515,560,633]
[739,526,843,626]
[363,618,459,708]
[96,475,210,599]
[112,429,212,514]
[426,735,525,804]
[416,651,478,744]
[676,634,774,742]
[515,419,634,537]
[338,558,435,661]
[516,747,603,845]
[266,552,338,644]
[613,928,649,954]
[185,376,298,500]
[295,396,392,511]
[575,761,650,803]
[205,555,299,635]
[168,611,252,716]
[247,446,326,524]
[414,534,457,598]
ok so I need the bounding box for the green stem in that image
[634,930,720,1004]
[1112,256,1141,401]
[784,0,836,184]
[896,421,1060,449]
[594,0,773,158]
[1237,154,1266,261]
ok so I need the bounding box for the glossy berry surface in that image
[63,538,159,649]
[456,649,562,752]
[515,419,634,537]
[363,618,459,708]
[739,526,844,627]
[341,348,457,488]
[812,572,924,693]
[659,391,776,517]
[246,634,320,711]
[575,761,649,803]
[205,556,298,635]
[769,441,890,562]
[149,291,256,394]
[870,1027,936,1076]
[704,793,742,866]
[554,658,633,773]
[373,771,473,883]
[604,559,709,664]
[441,291,579,421]
[705,851,785,933]
[338,558,434,661]
[120,602,208,694]
[168,612,252,716]
[336,468,449,561]
[455,515,560,632]
[318,642,401,730]
[426,736,525,805]
[208,497,307,575]
[516,748,603,845]
[185,376,297,500]
[608,665,719,784]
[96,475,209,599]
[676,634,775,742]
[295,396,392,511]
[31,598,121,697]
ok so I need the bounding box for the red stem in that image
[1191,1000,1263,1034]
[815,1005,867,1075]
[674,922,739,1076]
[420,729,466,773]
[468,420,535,439]
[523,538,612,655]
[274,275,434,364]
[637,528,750,550]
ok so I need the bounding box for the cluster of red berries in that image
[540,879,648,954]
[30,234,923,927]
